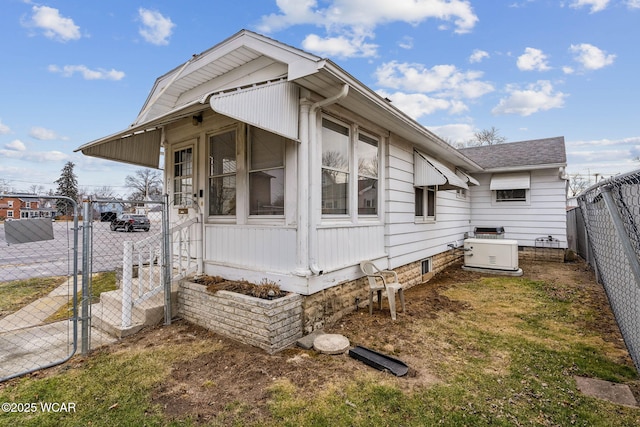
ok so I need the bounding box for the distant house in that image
[459,137,568,252]
[76,30,568,330]
[0,194,56,220]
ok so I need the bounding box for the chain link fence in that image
[0,195,175,382]
[577,169,640,373]
[84,198,170,349]
[0,195,79,381]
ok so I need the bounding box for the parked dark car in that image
[110,214,150,232]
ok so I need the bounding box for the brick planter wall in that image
[178,281,303,354]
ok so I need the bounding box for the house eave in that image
[475,163,567,173]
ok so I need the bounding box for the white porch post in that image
[295,99,311,276]
[122,240,133,328]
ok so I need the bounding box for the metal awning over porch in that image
[75,100,207,168]
[75,81,300,168]
[414,151,469,190]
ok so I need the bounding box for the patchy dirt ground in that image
[31,259,639,424]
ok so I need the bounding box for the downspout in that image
[308,84,349,275]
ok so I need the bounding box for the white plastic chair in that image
[360,260,406,320]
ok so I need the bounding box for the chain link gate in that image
[0,193,202,382]
[577,169,640,373]
[0,195,79,382]
[83,197,172,351]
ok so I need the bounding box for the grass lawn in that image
[0,277,67,319]
[0,260,638,426]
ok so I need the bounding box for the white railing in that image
[170,216,201,281]
[121,216,201,329]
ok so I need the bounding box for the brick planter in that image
[178,280,303,354]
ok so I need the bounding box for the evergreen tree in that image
[54,161,78,216]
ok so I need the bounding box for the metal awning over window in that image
[209,80,299,141]
[490,172,531,190]
[414,151,469,190]
[456,169,480,186]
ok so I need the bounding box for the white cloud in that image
[25,5,81,42]
[569,43,615,70]
[375,61,494,100]
[569,0,610,13]
[302,32,377,58]
[469,49,489,63]
[0,148,68,162]
[428,123,476,144]
[398,36,414,50]
[48,64,125,81]
[562,66,575,74]
[376,90,464,119]
[0,119,10,135]
[492,80,567,116]
[628,0,640,8]
[517,47,551,71]
[29,127,66,141]
[258,0,478,58]
[5,140,26,151]
[259,0,478,34]
[138,8,175,46]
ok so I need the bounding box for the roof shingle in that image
[458,136,566,170]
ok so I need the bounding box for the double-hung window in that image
[248,127,285,216]
[321,117,380,217]
[415,186,436,220]
[357,133,378,215]
[209,130,237,216]
[321,119,350,215]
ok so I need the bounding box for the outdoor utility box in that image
[474,226,505,239]
[463,238,519,271]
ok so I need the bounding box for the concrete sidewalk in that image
[0,276,116,380]
[0,276,79,333]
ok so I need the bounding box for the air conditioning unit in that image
[463,238,523,275]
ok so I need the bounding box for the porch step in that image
[91,287,178,339]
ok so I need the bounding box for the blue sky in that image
[1,0,638,195]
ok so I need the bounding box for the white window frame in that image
[415,185,437,223]
[248,126,286,218]
[356,130,379,217]
[208,128,238,218]
[172,146,194,207]
[493,188,529,205]
[321,117,351,217]
[321,115,381,221]
[7,210,13,218]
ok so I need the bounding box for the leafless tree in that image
[467,126,507,146]
[125,169,163,200]
[568,173,589,197]
[0,179,14,194]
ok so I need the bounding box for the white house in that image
[459,137,568,257]
[76,30,567,330]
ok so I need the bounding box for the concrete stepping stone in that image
[574,376,638,407]
[313,333,350,355]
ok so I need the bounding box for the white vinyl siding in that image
[470,169,567,247]
[385,137,472,269]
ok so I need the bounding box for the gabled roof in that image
[458,137,566,172]
[76,29,480,172]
